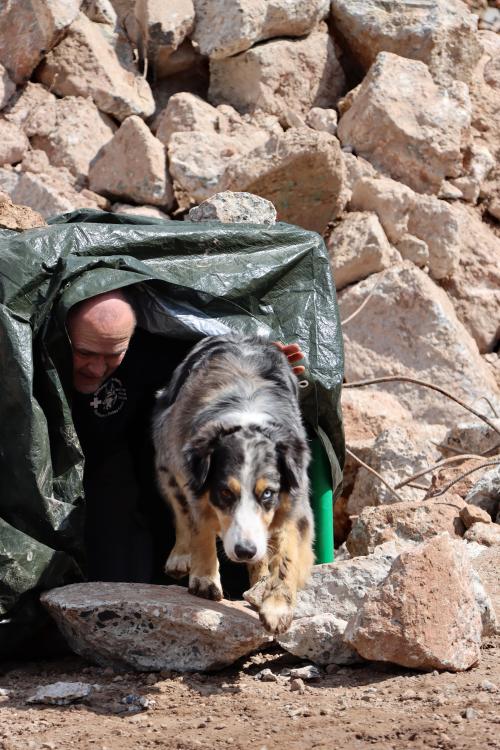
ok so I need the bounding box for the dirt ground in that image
[0,635,498,750]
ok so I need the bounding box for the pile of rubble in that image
[1,0,499,673]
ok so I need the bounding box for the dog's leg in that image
[248,557,269,587]
[259,514,314,636]
[160,474,192,579]
[188,507,223,601]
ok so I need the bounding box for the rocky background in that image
[1,0,500,704]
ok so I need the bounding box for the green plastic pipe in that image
[310,437,335,563]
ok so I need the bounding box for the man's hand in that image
[273,342,306,376]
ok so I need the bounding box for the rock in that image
[156,93,219,146]
[4,83,57,137]
[0,167,21,197]
[278,614,361,666]
[449,143,495,203]
[469,545,500,627]
[209,30,345,124]
[0,0,81,83]
[305,108,337,138]
[337,53,471,196]
[350,176,461,280]
[347,497,467,557]
[191,0,329,59]
[82,0,118,25]
[10,168,105,219]
[464,522,500,547]
[339,263,500,426]
[42,583,271,672]
[442,419,500,457]
[330,0,482,84]
[31,97,116,182]
[347,426,439,515]
[223,128,346,234]
[89,116,173,207]
[132,0,195,76]
[112,203,171,220]
[344,535,483,671]
[27,682,94,705]
[460,505,492,528]
[0,65,15,111]
[37,13,155,122]
[440,205,500,353]
[188,192,277,225]
[0,195,46,231]
[0,120,29,166]
[327,212,401,291]
[289,665,321,681]
[255,668,278,682]
[20,150,51,174]
[290,677,305,693]
[465,466,500,519]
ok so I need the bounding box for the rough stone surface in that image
[112,203,171,220]
[464,522,500,547]
[443,419,500,456]
[0,65,15,112]
[209,30,345,123]
[0,195,46,231]
[327,212,401,291]
[330,0,482,84]
[37,13,155,122]
[4,83,57,137]
[156,93,219,146]
[41,583,271,672]
[31,97,116,182]
[460,505,492,528]
[339,263,500,426]
[338,53,471,196]
[469,545,500,627]
[82,0,118,24]
[223,129,346,234]
[465,466,500,519]
[89,116,172,207]
[27,682,94,706]
[347,497,467,557]
[192,0,329,59]
[0,120,29,166]
[188,192,277,225]
[306,107,338,135]
[278,614,360,666]
[344,535,483,671]
[350,176,461,280]
[131,0,195,76]
[0,0,81,83]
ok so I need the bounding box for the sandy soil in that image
[0,635,498,750]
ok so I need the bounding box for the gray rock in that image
[289,665,321,681]
[41,583,271,672]
[188,192,277,225]
[278,615,361,666]
[465,466,500,519]
[27,682,94,706]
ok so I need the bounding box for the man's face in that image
[69,317,134,394]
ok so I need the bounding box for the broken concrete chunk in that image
[188,192,277,225]
[27,682,94,706]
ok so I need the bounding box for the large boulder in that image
[209,30,345,123]
[191,0,329,59]
[131,0,195,76]
[31,97,116,182]
[223,128,347,233]
[37,13,155,121]
[89,115,173,207]
[42,583,271,672]
[4,83,57,137]
[337,52,471,195]
[339,262,500,426]
[0,0,81,83]
[330,0,482,84]
[344,534,484,671]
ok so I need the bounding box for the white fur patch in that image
[223,493,268,563]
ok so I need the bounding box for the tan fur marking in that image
[227,476,241,496]
[254,477,269,497]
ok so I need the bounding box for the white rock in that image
[306,107,338,136]
[465,522,500,547]
[41,583,271,672]
[327,211,401,291]
[209,30,345,123]
[278,614,361,666]
[443,420,500,457]
[27,682,94,706]
[188,192,277,225]
[338,52,471,195]
[112,203,171,220]
[82,0,118,24]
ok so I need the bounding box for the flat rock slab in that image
[42,583,272,673]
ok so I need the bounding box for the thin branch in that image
[407,483,431,491]
[428,460,500,498]
[346,447,405,503]
[471,395,499,419]
[394,454,487,490]
[341,271,387,326]
[343,376,500,437]
[435,440,500,457]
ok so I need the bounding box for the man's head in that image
[67,291,137,394]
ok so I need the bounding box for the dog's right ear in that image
[183,423,223,495]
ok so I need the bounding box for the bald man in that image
[68,290,306,585]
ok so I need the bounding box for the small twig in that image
[346,447,405,503]
[428,460,500,498]
[341,271,387,326]
[395,454,486,490]
[407,483,430,491]
[471,395,499,419]
[435,440,500,457]
[343,376,500,437]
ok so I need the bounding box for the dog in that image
[152,333,314,635]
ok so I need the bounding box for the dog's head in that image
[184,422,309,564]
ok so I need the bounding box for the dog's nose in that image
[234,542,257,561]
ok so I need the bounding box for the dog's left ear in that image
[276,434,308,492]
[183,422,227,495]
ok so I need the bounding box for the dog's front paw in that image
[165,550,191,579]
[259,593,294,635]
[189,575,223,601]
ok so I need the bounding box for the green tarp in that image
[0,209,344,655]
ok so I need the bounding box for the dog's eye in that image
[261,489,273,500]
[220,488,234,501]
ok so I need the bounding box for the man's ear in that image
[183,422,225,495]
[276,434,309,492]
